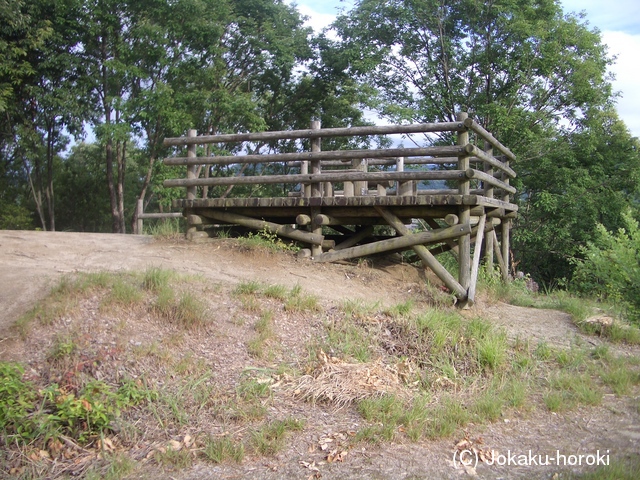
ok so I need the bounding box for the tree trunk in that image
[45,122,55,231]
[117,138,126,233]
[101,33,121,233]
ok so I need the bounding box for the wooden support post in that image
[376,207,467,300]
[324,181,333,197]
[492,229,508,280]
[313,222,472,265]
[396,157,413,196]
[301,160,310,197]
[136,199,144,235]
[344,180,355,197]
[444,214,459,226]
[457,112,471,291]
[425,218,459,259]
[296,214,312,226]
[310,120,323,256]
[484,144,495,272]
[353,158,368,196]
[310,207,323,256]
[186,129,198,239]
[467,214,486,304]
[201,210,325,245]
[310,120,322,198]
[501,219,511,281]
[313,214,333,226]
[501,158,511,281]
[187,214,214,225]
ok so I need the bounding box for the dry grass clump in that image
[290,350,414,409]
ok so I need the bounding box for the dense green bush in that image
[572,210,640,323]
[0,361,156,445]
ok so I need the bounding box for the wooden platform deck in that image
[176,194,517,225]
[162,114,517,304]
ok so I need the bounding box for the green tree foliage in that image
[332,0,639,285]
[333,0,612,139]
[514,109,640,283]
[572,210,640,323]
[1,0,89,231]
[1,0,349,231]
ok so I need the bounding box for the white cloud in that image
[294,4,336,32]
[602,31,640,137]
[561,0,640,34]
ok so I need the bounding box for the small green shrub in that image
[203,436,245,463]
[0,362,158,445]
[572,210,640,324]
[143,267,174,292]
[175,292,207,328]
[233,281,262,296]
[284,285,319,312]
[242,227,299,252]
[251,418,304,455]
[262,284,287,300]
[0,363,38,441]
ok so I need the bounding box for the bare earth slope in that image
[0,230,421,339]
[1,231,639,479]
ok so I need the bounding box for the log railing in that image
[162,113,517,305]
[162,117,516,203]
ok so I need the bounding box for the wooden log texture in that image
[457,112,471,291]
[164,170,466,188]
[463,118,516,162]
[140,212,183,220]
[296,214,312,225]
[376,207,467,299]
[163,146,468,166]
[465,169,516,194]
[200,210,325,245]
[492,229,508,280]
[163,122,466,146]
[313,223,472,264]
[467,214,487,303]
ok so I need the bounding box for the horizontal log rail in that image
[163,145,468,166]
[463,118,516,161]
[464,169,517,194]
[163,121,466,146]
[164,170,467,188]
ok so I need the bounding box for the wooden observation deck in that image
[163,113,517,304]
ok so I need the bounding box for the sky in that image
[287,0,640,138]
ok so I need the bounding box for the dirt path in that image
[1,231,639,479]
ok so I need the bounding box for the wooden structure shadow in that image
[162,113,517,305]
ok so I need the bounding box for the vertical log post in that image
[467,213,486,304]
[310,120,323,256]
[353,158,368,196]
[301,161,310,198]
[484,144,494,272]
[186,129,198,239]
[310,120,322,198]
[457,112,471,298]
[501,160,511,281]
[136,199,144,235]
[397,157,412,196]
